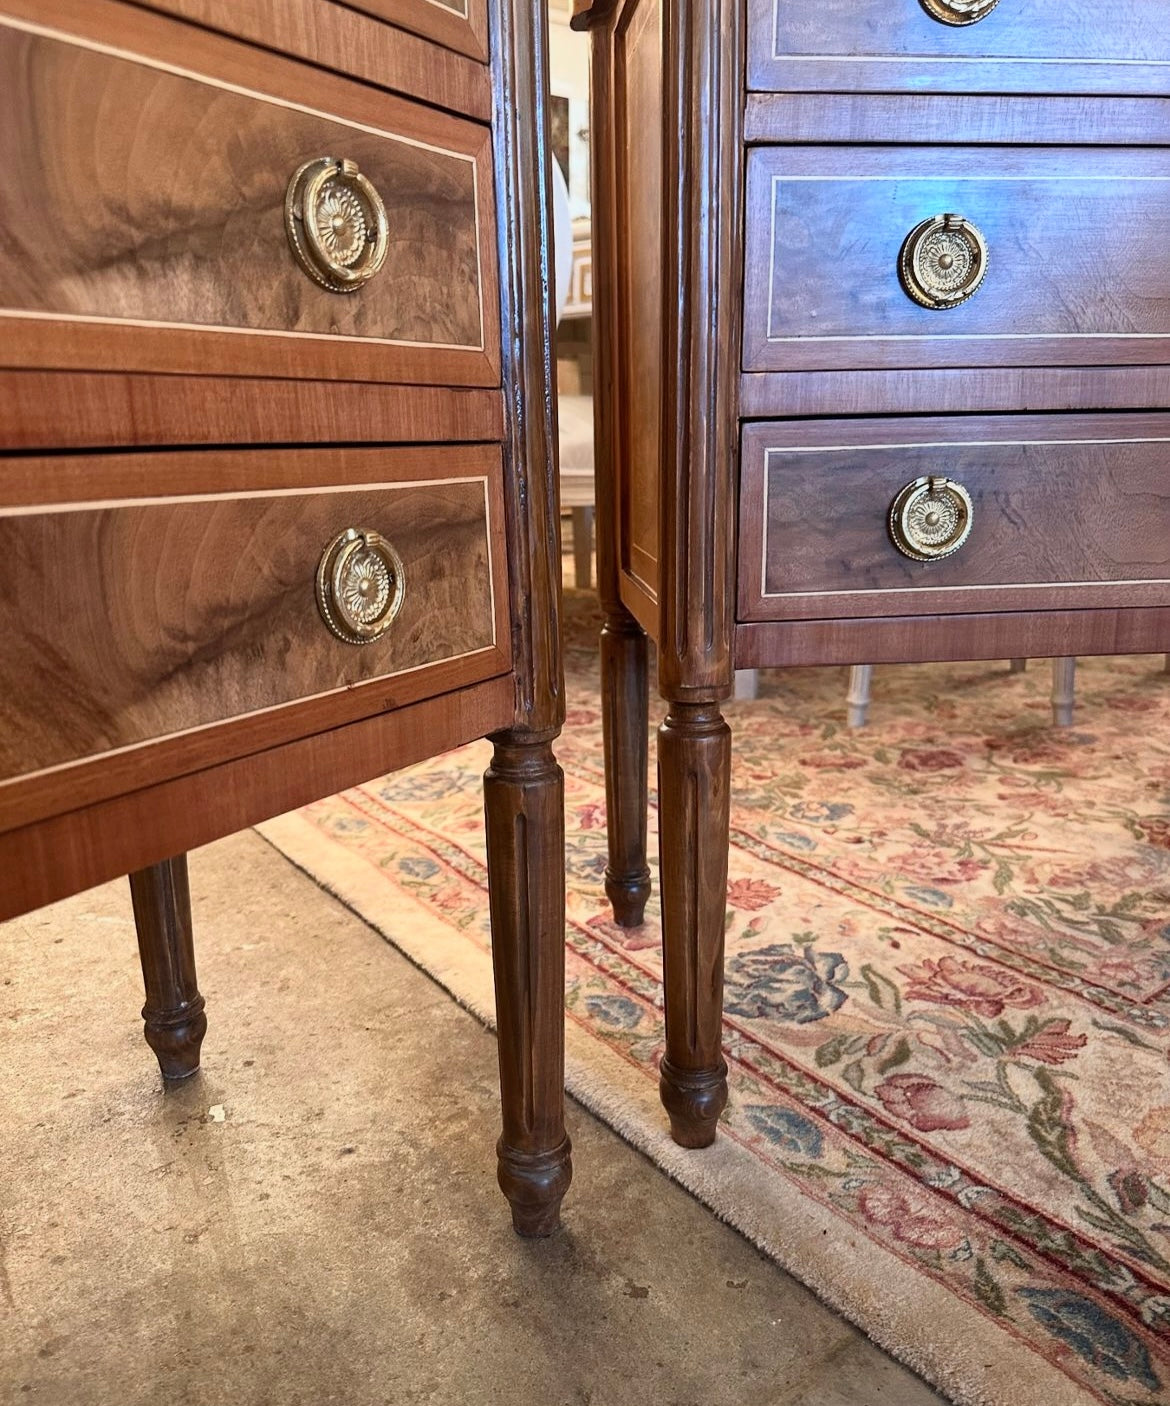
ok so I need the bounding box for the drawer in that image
[738,414,1170,623]
[743,146,1170,374]
[0,3,498,386]
[747,0,1170,96]
[0,445,509,830]
[133,1,491,118]
[340,0,490,62]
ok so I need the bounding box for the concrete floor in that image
[1,830,945,1406]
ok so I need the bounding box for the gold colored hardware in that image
[285,157,389,294]
[919,0,1000,24]
[889,476,974,562]
[316,528,405,645]
[899,213,988,310]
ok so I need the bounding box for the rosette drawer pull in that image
[315,528,405,645]
[889,476,974,562]
[919,0,1000,24]
[285,156,390,293]
[899,213,988,310]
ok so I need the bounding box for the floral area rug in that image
[258,592,1170,1406]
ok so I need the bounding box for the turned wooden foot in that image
[656,701,731,1148]
[128,855,206,1080]
[601,609,652,927]
[484,730,573,1236]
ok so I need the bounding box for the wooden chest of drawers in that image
[1,0,572,1235]
[574,0,1170,1148]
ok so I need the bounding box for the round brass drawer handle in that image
[889,476,974,562]
[316,528,405,645]
[899,213,988,310]
[919,0,1000,24]
[285,156,390,294]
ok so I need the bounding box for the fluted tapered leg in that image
[484,730,572,1236]
[601,608,652,927]
[1051,656,1077,727]
[128,854,206,1080]
[656,701,731,1148]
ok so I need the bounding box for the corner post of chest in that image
[483,0,573,1235]
[654,0,745,1148]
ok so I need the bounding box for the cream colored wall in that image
[548,1,592,219]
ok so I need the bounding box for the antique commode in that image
[573,0,1170,1146]
[0,0,572,1235]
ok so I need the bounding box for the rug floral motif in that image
[260,593,1170,1406]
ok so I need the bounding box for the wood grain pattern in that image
[589,6,653,931]
[656,702,731,1148]
[0,676,514,921]
[484,0,572,1234]
[0,458,506,784]
[745,94,1170,148]
[0,5,498,386]
[338,0,489,63]
[739,366,1170,420]
[656,0,743,700]
[614,0,663,601]
[748,0,1170,96]
[743,146,1170,373]
[0,373,503,452]
[739,414,1170,622]
[735,607,1170,671]
[129,0,491,118]
[484,734,572,1236]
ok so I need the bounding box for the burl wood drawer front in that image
[747,0,1170,96]
[0,446,508,829]
[0,6,498,386]
[744,147,1170,375]
[739,414,1170,623]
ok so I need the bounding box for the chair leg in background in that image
[1051,657,1077,727]
[846,664,874,729]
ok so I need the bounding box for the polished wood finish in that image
[0,463,505,782]
[657,703,731,1148]
[743,146,1170,373]
[342,0,490,62]
[0,374,503,451]
[739,366,1170,419]
[132,0,491,118]
[0,676,513,922]
[0,3,498,386]
[740,414,1170,621]
[3,0,569,1234]
[746,0,1170,97]
[481,0,571,1233]
[583,0,1170,1153]
[128,855,207,1079]
[484,735,571,1236]
[745,94,1170,148]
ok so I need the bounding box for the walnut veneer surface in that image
[2,0,572,1235]
[574,0,1170,1149]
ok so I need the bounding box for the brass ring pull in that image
[285,157,390,294]
[316,528,405,645]
[889,476,974,562]
[919,0,1000,24]
[899,213,988,310]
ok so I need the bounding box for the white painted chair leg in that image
[847,664,874,729]
[1051,657,1077,727]
[1009,658,1027,674]
[571,505,594,590]
[734,668,760,701]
